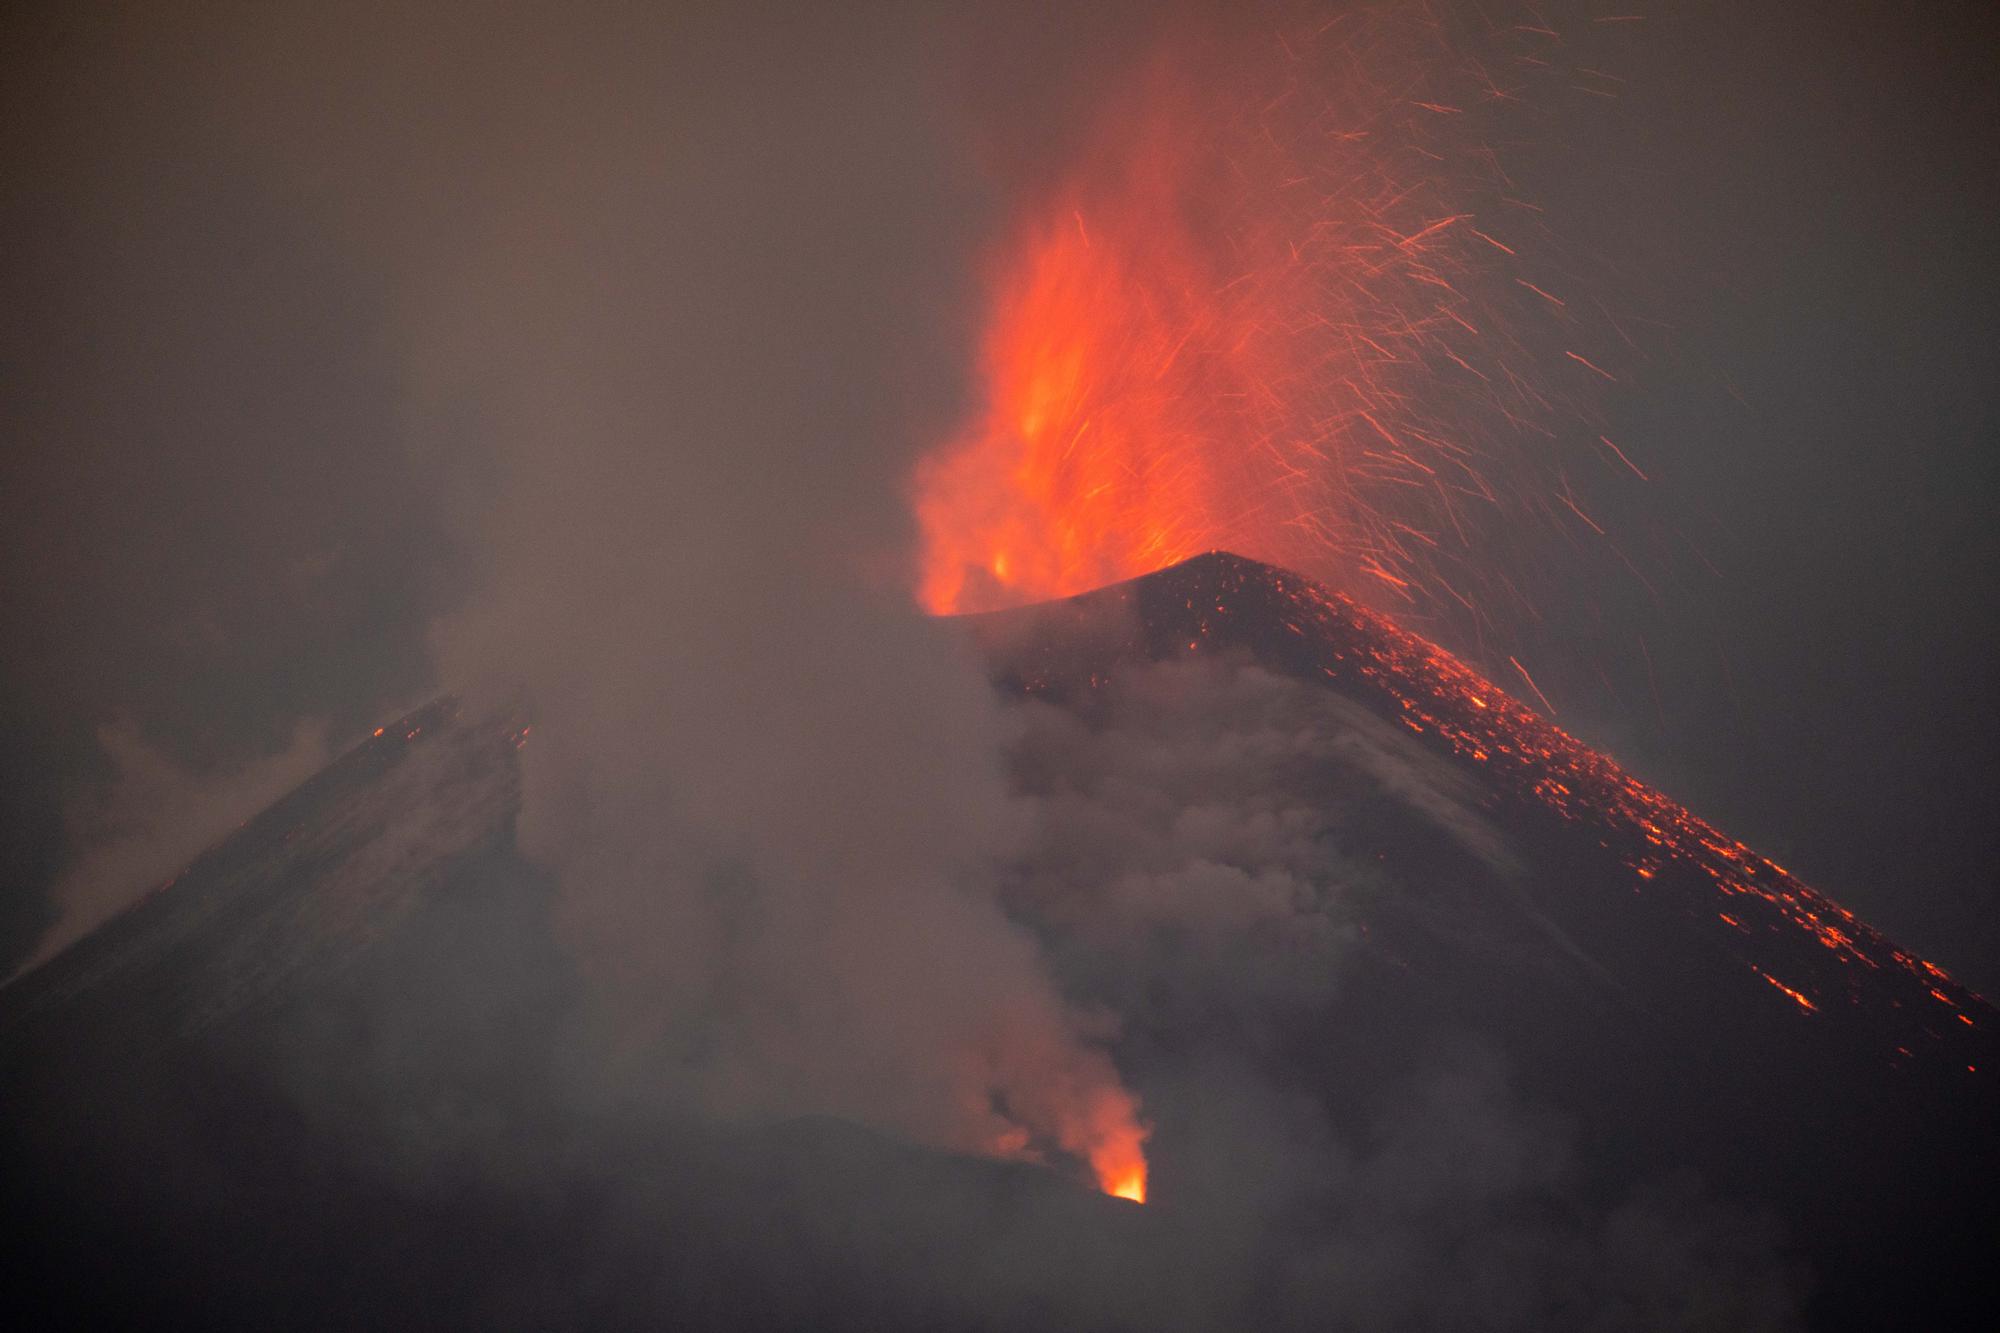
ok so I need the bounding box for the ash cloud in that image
[0,0,1163,1215]
[360,1,1147,1174]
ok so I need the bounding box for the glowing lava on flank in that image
[917,10,1655,1207]
[976,552,1993,1082]
[916,11,1614,621]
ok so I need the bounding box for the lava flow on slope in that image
[970,550,1993,1075]
[966,549,1998,1331]
[3,554,1992,1331]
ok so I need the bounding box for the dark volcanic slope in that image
[970,550,1998,1328]
[1,704,1153,1331]
[3,552,1993,1331]
[0,699,525,1055]
[972,551,1993,1070]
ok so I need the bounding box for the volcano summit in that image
[4,554,1992,1331]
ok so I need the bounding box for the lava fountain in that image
[915,6,1618,624]
[915,7,1638,1201]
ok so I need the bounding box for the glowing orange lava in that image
[973,551,1994,1080]
[917,9,1652,1206]
[1068,1078,1150,1204]
[913,112,1247,614]
[916,12,1611,619]
[979,1033,1150,1203]
[1090,1120,1150,1204]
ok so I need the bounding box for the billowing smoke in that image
[0,0,1151,1188]
[3,3,1811,1325]
[380,4,1151,1186]
[977,652,1801,1329]
[1003,654,1518,1039]
[421,347,1148,1184]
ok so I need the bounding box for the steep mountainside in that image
[3,553,1990,1330]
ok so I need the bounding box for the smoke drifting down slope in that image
[975,553,1989,1066]
[8,553,1993,1329]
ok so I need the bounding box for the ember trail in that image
[909,7,1980,1214]
[957,551,1996,1327]
[971,552,1991,1078]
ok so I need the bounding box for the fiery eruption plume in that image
[916,7,1619,626]
[916,7,1640,1201]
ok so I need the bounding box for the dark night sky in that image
[2,0,1997,993]
[1500,1,2000,994]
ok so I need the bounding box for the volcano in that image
[4,553,1992,1331]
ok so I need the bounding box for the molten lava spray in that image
[915,7,1637,1201]
[916,8,1613,625]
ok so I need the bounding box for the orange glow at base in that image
[979,1033,1150,1205]
[1090,1124,1150,1204]
[1074,1084,1150,1205]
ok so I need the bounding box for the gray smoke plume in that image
[376,1,1149,1174]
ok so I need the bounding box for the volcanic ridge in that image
[3,551,1993,1331]
[973,551,1991,1075]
